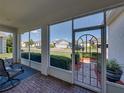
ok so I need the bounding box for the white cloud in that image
[31,29,41,33]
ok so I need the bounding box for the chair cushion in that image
[7,68,23,78]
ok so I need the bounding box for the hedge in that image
[21,52,41,62]
[21,52,29,59]
[21,52,71,70]
[77,52,101,59]
[30,52,41,62]
[50,55,71,70]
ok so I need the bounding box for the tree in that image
[6,34,13,53]
[24,39,34,47]
[29,39,34,46]
[6,34,13,47]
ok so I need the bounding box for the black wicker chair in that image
[0,59,24,92]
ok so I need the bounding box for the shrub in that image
[71,53,80,64]
[50,55,71,70]
[21,52,72,70]
[50,44,54,48]
[21,52,41,62]
[21,52,29,59]
[107,59,122,73]
[81,52,101,59]
[30,52,41,62]
[6,47,13,53]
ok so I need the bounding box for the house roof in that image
[55,39,70,45]
[0,0,123,32]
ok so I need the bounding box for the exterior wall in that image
[0,37,2,53]
[107,12,124,93]
[108,12,124,67]
[48,66,72,83]
[3,37,6,53]
[0,37,6,53]
[21,58,42,71]
[0,25,17,62]
[55,44,68,48]
[55,41,69,48]
[107,82,124,93]
[21,42,26,47]
[21,58,73,83]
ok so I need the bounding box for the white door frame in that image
[72,22,106,93]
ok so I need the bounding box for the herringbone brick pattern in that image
[3,72,95,93]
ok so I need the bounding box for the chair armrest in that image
[6,64,24,78]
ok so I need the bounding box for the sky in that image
[21,12,104,42]
[50,12,103,42]
[21,29,41,42]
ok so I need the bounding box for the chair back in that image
[0,59,8,77]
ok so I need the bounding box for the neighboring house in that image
[21,41,26,47]
[79,38,101,47]
[34,41,41,48]
[0,32,6,53]
[54,39,71,48]
[21,41,41,48]
[107,7,124,67]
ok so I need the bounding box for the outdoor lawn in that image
[50,51,71,58]
[21,47,101,71]
[0,53,13,59]
[21,47,72,70]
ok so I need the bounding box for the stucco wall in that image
[108,12,124,66]
[107,81,124,93]
[48,66,72,83]
[21,58,42,71]
[108,12,124,81]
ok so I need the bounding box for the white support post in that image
[41,25,49,75]
[72,20,75,84]
[17,32,21,63]
[13,32,17,63]
[13,31,21,63]
[101,12,107,93]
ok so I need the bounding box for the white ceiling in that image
[0,0,123,31]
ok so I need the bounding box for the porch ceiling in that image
[0,0,123,31]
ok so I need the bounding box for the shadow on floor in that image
[15,65,40,80]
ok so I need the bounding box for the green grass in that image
[0,53,13,59]
[50,51,71,58]
[22,47,100,59]
[50,51,101,59]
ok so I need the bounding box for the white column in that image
[41,25,49,75]
[17,33,21,63]
[3,37,6,53]
[13,32,17,63]
[13,31,21,63]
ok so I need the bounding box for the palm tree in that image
[24,39,34,47]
